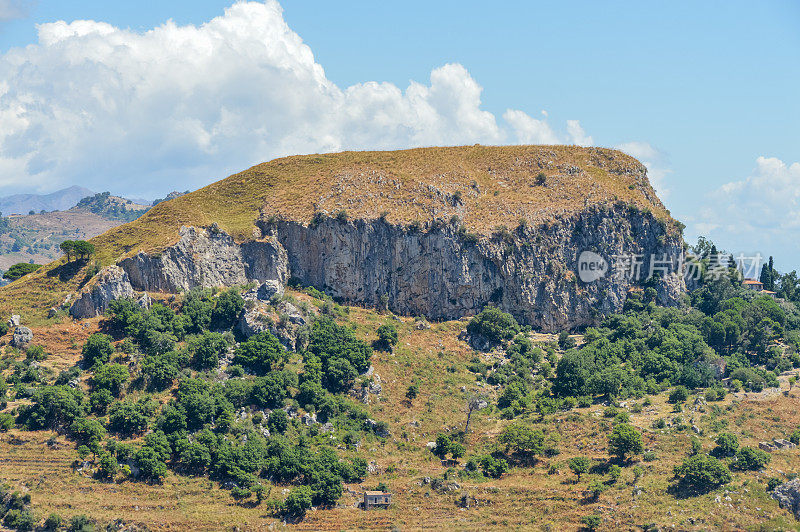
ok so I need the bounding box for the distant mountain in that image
[0,186,94,215]
[72,192,150,222]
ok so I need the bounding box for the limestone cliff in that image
[73,203,683,331]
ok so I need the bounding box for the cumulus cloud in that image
[0,0,595,197]
[687,156,800,265]
[615,141,672,198]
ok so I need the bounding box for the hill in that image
[0,145,682,325]
[0,186,94,216]
[72,192,150,222]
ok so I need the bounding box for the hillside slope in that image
[0,145,680,324]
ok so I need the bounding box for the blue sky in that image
[0,0,798,267]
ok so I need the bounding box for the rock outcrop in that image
[69,266,135,319]
[772,478,800,519]
[119,225,288,293]
[70,202,683,331]
[11,326,33,348]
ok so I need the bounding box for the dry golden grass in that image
[0,145,673,322]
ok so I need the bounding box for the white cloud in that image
[687,156,800,266]
[0,0,31,21]
[0,0,597,197]
[615,141,672,198]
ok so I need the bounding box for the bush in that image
[211,289,245,329]
[268,409,289,434]
[82,334,114,367]
[44,513,63,530]
[581,514,602,531]
[3,262,41,281]
[91,363,130,396]
[191,331,228,370]
[233,331,287,374]
[568,456,590,480]
[713,433,739,457]
[479,455,509,478]
[3,509,35,531]
[673,454,731,493]
[498,423,545,461]
[730,446,770,471]
[608,423,643,461]
[374,324,398,351]
[285,486,313,517]
[668,386,689,404]
[67,514,94,532]
[466,307,520,344]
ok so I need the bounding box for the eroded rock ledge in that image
[71,206,684,332]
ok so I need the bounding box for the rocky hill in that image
[0,145,683,329]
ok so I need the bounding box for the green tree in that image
[3,262,41,281]
[285,485,313,517]
[211,289,245,329]
[673,454,732,493]
[191,331,228,370]
[466,306,520,343]
[712,433,739,457]
[374,323,398,351]
[59,240,75,261]
[82,333,114,367]
[233,331,287,374]
[568,456,590,480]
[730,446,770,471]
[498,423,545,462]
[91,363,130,396]
[608,423,643,461]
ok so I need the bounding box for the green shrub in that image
[82,333,114,367]
[466,307,520,344]
[673,454,731,493]
[730,446,770,471]
[284,485,313,517]
[44,513,63,530]
[608,423,643,461]
[713,433,739,457]
[668,386,689,404]
[374,323,399,351]
[568,456,590,480]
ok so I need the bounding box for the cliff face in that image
[74,204,683,332]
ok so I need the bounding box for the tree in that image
[285,485,313,517]
[82,333,114,367]
[3,262,41,281]
[712,433,739,457]
[323,357,356,393]
[568,456,590,480]
[498,423,545,462]
[730,446,770,471]
[191,331,228,370]
[233,331,287,374]
[211,289,244,329]
[433,433,452,459]
[405,383,419,402]
[268,409,289,434]
[91,363,129,396]
[673,454,731,493]
[464,395,486,434]
[668,385,689,404]
[466,306,520,344]
[59,240,75,261]
[71,240,96,260]
[98,451,119,479]
[608,423,643,461]
[374,323,398,351]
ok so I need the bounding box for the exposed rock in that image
[82,199,682,331]
[301,413,317,426]
[7,315,19,327]
[119,225,288,293]
[11,326,33,348]
[136,292,152,310]
[772,478,800,519]
[266,206,683,331]
[69,266,135,318]
[236,299,309,351]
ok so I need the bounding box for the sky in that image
[0,0,798,267]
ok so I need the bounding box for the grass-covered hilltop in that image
[2,146,800,530]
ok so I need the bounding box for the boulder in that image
[772,478,800,519]
[11,326,33,348]
[7,315,20,327]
